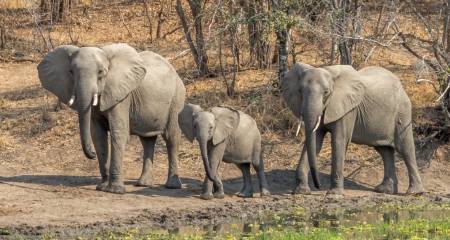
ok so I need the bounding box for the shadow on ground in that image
[0,169,374,199]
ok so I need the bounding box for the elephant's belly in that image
[351,125,395,147]
[222,148,252,164]
[127,82,173,137]
[129,111,168,137]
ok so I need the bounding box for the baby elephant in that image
[178,104,271,200]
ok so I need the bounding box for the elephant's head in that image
[37,44,146,159]
[178,104,239,181]
[281,62,366,189]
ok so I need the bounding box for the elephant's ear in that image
[37,45,79,109]
[212,105,240,145]
[323,65,366,124]
[100,44,147,111]
[281,62,314,118]
[178,104,203,143]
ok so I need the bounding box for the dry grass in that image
[0,0,28,9]
[0,0,444,153]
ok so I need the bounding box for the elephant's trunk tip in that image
[92,93,98,106]
[311,167,321,189]
[68,95,75,106]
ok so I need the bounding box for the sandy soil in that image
[1,63,450,238]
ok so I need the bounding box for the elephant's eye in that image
[69,70,73,74]
[98,69,103,75]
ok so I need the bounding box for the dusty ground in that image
[1,62,450,238]
[0,1,450,237]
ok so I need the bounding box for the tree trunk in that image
[187,0,210,76]
[176,0,210,77]
[40,0,68,23]
[156,10,165,39]
[141,0,154,43]
[242,0,270,69]
[0,26,5,49]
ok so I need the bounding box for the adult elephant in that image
[281,62,424,196]
[37,44,186,194]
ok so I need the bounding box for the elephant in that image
[37,43,186,194]
[281,62,424,196]
[178,104,271,200]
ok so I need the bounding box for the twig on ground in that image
[0,57,39,62]
[167,49,190,63]
[420,131,439,148]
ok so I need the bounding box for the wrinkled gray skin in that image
[178,104,271,200]
[281,62,424,196]
[37,44,186,194]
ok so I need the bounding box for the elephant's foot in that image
[406,184,425,195]
[375,178,398,195]
[95,177,109,191]
[104,183,126,194]
[164,175,181,189]
[135,175,154,187]
[292,185,311,195]
[326,187,345,196]
[213,191,225,199]
[260,188,271,197]
[200,192,214,200]
[237,189,253,198]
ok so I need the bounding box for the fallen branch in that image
[162,26,182,39]
[416,79,439,93]
[166,48,190,63]
[420,131,439,148]
[0,57,40,63]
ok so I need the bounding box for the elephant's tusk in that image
[295,116,303,136]
[92,94,98,106]
[68,95,75,107]
[312,116,321,132]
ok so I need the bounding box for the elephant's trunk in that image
[76,80,97,159]
[304,99,322,189]
[199,140,215,182]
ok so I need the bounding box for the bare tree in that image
[241,0,271,69]
[39,0,73,23]
[176,0,211,77]
[271,0,298,87]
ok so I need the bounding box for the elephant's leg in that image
[395,128,425,194]
[236,163,254,198]
[162,123,182,189]
[373,146,398,194]
[135,136,158,187]
[201,176,214,200]
[293,129,327,195]
[104,105,130,194]
[91,118,110,191]
[252,153,270,197]
[327,112,356,196]
[212,172,224,199]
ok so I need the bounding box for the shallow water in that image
[145,203,450,238]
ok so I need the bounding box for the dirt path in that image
[1,63,450,237]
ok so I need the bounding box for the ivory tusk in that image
[92,94,98,106]
[312,115,321,132]
[68,95,75,107]
[295,116,303,136]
